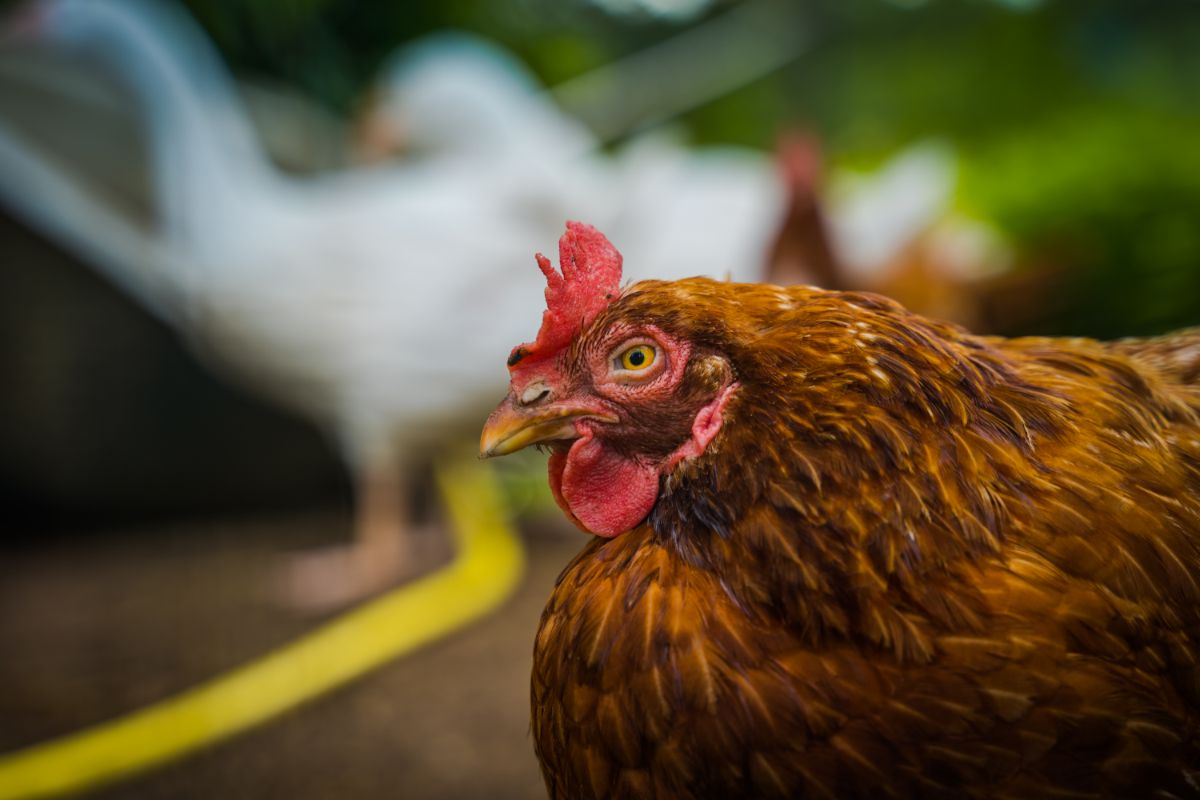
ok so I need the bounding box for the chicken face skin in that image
[485,316,739,536]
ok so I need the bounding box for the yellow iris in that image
[619,344,656,371]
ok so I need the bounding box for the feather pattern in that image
[529,280,1200,798]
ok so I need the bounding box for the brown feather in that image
[528,280,1200,798]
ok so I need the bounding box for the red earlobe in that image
[665,383,740,471]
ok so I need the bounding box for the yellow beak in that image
[480,398,616,458]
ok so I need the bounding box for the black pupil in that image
[629,349,646,367]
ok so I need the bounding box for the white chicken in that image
[0,0,567,608]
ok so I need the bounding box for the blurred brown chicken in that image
[481,222,1200,798]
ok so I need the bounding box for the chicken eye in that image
[618,344,656,372]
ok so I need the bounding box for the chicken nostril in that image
[520,384,552,406]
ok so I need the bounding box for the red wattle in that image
[551,434,659,538]
[546,384,738,538]
[547,448,586,533]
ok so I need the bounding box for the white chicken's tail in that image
[0,0,283,272]
[0,122,193,326]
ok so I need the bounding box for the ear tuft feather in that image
[509,222,623,373]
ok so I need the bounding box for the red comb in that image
[776,131,823,191]
[508,221,623,372]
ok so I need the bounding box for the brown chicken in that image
[480,222,1200,798]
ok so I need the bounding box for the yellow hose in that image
[0,459,524,799]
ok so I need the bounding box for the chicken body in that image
[483,226,1200,798]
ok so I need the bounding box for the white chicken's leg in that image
[279,459,417,611]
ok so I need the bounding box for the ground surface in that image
[0,509,580,799]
